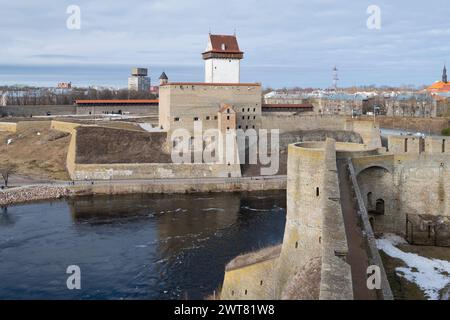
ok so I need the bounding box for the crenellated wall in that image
[352,135,450,235]
[220,139,353,300]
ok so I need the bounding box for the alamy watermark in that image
[367,265,381,290]
[66,5,81,30]
[66,265,81,290]
[170,121,280,176]
[367,5,381,30]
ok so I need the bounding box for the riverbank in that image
[0,176,287,206]
[0,185,70,206]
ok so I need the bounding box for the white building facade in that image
[202,34,243,83]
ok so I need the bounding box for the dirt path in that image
[337,159,378,300]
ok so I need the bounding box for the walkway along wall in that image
[220,139,353,300]
[347,159,394,300]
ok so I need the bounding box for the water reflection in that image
[0,191,286,299]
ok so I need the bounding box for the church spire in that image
[443,65,448,83]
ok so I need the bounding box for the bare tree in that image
[0,164,16,188]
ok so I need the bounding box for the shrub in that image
[442,128,450,136]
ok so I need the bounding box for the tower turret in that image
[443,65,448,83]
[202,34,243,83]
[159,71,168,86]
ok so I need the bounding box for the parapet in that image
[388,135,450,155]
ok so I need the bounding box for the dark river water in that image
[0,191,286,300]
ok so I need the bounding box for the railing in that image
[347,158,394,300]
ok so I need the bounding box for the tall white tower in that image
[202,34,243,83]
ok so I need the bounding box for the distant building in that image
[149,86,159,95]
[427,65,450,94]
[202,34,243,83]
[128,67,151,92]
[57,82,72,89]
[262,103,314,113]
[0,92,7,106]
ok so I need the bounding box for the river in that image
[0,191,286,300]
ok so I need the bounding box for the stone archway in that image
[357,166,395,233]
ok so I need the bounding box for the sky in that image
[1,0,450,88]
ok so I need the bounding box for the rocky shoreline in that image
[0,185,70,206]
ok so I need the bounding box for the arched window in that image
[375,199,385,215]
[367,192,373,208]
[316,187,319,197]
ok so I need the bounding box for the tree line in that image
[0,86,158,106]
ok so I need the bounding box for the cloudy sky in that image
[1,0,450,88]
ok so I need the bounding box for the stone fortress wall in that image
[353,135,450,235]
[220,139,353,300]
[159,83,262,133]
[49,120,242,180]
[3,117,382,182]
[262,115,382,148]
[220,131,450,300]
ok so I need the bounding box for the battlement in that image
[388,135,450,155]
[221,139,353,300]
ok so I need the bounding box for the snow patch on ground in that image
[138,123,162,132]
[377,233,450,300]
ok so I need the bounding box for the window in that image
[174,117,180,121]
[227,116,230,120]
[367,192,373,208]
[375,199,385,215]
[227,127,230,130]
[242,108,244,112]
[242,116,245,120]
[214,116,218,120]
[295,242,298,249]
[253,116,256,119]
[246,125,249,129]
[252,125,255,129]
[247,116,250,119]
[194,117,199,121]
[238,125,241,129]
[247,108,250,112]
[206,116,210,120]
[227,109,230,113]
[316,187,320,197]
[253,108,256,112]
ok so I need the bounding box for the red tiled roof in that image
[427,81,450,92]
[262,103,314,109]
[219,104,235,113]
[75,99,159,104]
[203,34,242,54]
[161,82,260,87]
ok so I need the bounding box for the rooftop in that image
[160,82,260,87]
[203,34,242,54]
[75,99,159,105]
